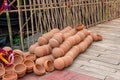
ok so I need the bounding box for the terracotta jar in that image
[44,60,54,72]
[14,63,26,78]
[33,64,46,75]
[52,48,65,58]
[91,33,103,41]
[5,64,14,74]
[0,68,5,78]
[3,46,12,52]
[14,55,23,65]
[13,49,23,56]
[54,58,65,70]
[23,60,34,73]
[2,71,17,80]
[34,46,47,57]
[38,37,48,46]
[60,26,72,33]
[62,56,73,67]
[29,43,39,54]
[49,38,60,48]
[24,54,36,61]
[52,33,64,44]
[75,24,84,31]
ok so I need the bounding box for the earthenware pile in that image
[0,24,102,80]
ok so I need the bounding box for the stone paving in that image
[19,18,120,80]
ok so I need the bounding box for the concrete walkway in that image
[19,18,120,80]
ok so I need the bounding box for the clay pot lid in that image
[2,46,12,52]
[54,58,65,70]
[2,72,17,80]
[24,60,34,68]
[44,60,54,72]
[14,64,26,73]
[0,68,5,78]
[75,24,84,31]
[14,55,23,64]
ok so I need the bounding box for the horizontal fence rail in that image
[0,0,120,50]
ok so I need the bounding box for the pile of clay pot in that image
[0,24,102,80]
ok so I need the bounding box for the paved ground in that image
[19,18,120,80]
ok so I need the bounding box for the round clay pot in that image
[14,55,23,65]
[53,33,64,44]
[5,64,14,74]
[14,63,26,78]
[62,56,73,67]
[52,48,65,58]
[0,68,5,78]
[34,46,47,57]
[3,46,12,52]
[91,33,103,41]
[38,37,48,46]
[29,44,39,54]
[2,72,17,80]
[33,64,46,75]
[76,31,86,40]
[23,60,34,73]
[75,24,84,31]
[54,58,65,70]
[44,60,54,72]
[49,38,60,48]
[60,26,72,33]
[24,54,36,61]
[13,49,23,56]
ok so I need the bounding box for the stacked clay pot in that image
[29,42,39,54]
[34,44,52,57]
[59,26,72,33]
[54,35,94,70]
[38,28,60,46]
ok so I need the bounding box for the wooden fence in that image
[1,0,120,50]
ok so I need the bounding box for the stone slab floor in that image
[19,18,120,80]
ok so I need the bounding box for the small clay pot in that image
[60,26,72,33]
[50,28,60,33]
[14,63,26,78]
[49,38,60,48]
[2,72,17,80]
[34,46,47,57]
[3,46,12,52]
[14,55,23,65]
[43,44,52,55]
[13,49,23,56]
[29,44,39,54]
[81,29,90,36]
[63,33,71,40]
[91,33,103,41]
[78,41,88,52]
[22,52,30,57]
[75,24,84,31]
[54,58,65,70]
[60,43,71,53]
[24,54,36,61]
[62,56,73,67]
[73,34,82,44]
[84,35,93,46]
[44,60,54,72]
[76,31,86,40]
[0,68,5,78]
[66,37,76,46]
[38,37,48,46]
[53,33,64,44]
[33,64,46,75]
[5,64,14,74]
[52,48,65,58]
[23,60,34,73]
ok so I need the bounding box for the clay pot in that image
[38,37,48,46]
[5,64,14,74]
[75,24,84,31]
[29,44,39,54]
[63,33,71,40]
[50,28,60,33]
[44,44,52,55]
[2,72,17,80]
[81,29,90,36]
[3,46,12,52]
[66,37,76,46]
[23,52,30,57]
[23,60,34,73]
[42,33,52,41]
[60,42,71,53]
[53,33,64,44]
[49,38,60,48]
[24,54,36,61]
[73,34,82,44]
[34,46,47,57]
[33,64,46,75]
[0,68,5,78]
[52,48,65,58]
[13,49,23,56]
[78,41,88,52]
[14,63,26,78]
[62,56,73,67]
[91,33,103,41]
[44,60,54,72]
[76,31,86,40]
[60,26,72,33]
[54,58,65,70]
[84,35,93,46]
[14,55,23,65]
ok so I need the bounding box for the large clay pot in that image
[14,63,26,78]
[14,55,24,65]
[3,46,12,52]
[44,60,54,72]
[60,26,72,33]
[0,68,5,78]
[62,56,73,67]
[23,60,34,73]
[33,64,46,75]
[24,54,36,61]
[2,72,17,80]
[75,24,84,31]
[52,48,64,58]
[29,43,39,54]
[49,38,60,48]
[54,58,65,70]
[38,37,48,46]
